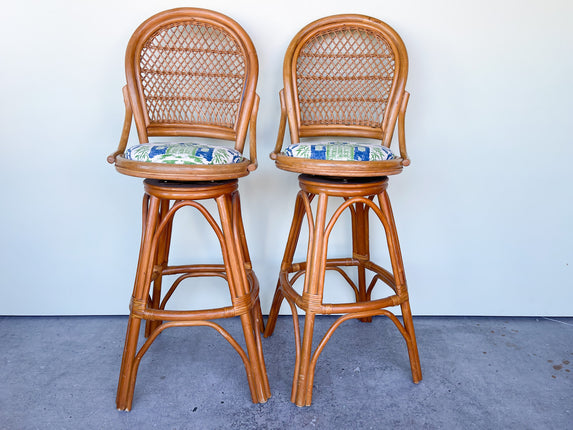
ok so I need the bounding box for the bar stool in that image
[264,14,422,406]
[107,8,270,410]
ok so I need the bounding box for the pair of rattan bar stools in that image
[108,8,422,410]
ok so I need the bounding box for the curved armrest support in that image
[107,85,133,164]
[398,91,410,166]
[247,93,260,172]
[270,89,287,160]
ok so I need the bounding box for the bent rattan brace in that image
[116,180,270,410]
[265,175,422,406]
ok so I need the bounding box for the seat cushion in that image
[124,142,242,165]
[284,141,395,161]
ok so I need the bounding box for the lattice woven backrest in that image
[139,22,246,129]
[296,26,395,129]
[283,16,408,146]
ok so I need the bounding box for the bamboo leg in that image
[217,193,270,403]
[263,280,284,338]
[233,193,271,399]
[116,316,142,411]
[253,294,265,334]
[293,311,316,406]
[232,190,252,269]
[231,191,265,335]
[251,294,271,397]
[116,194,161,411]
[400,300,422,383]
[352,202,372,323]
[265,192,308,337]
[379,190,422,383]
[145,199,171,337]
[292,193,328,407]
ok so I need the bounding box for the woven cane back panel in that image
[139,22,246,129]
[296,26,395,129]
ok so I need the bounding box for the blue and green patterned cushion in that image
[124,142,242,165]
[284,141,395,162]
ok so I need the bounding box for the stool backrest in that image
[125,8,258,153]
[283,15,408,147]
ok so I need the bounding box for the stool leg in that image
[265,192,308,337]
[232,192,271,400]
[263,280,284,338]
[379,190,422,383]
[293,310,317,406]
[231,191,265,335]
[292,193,329,407]
[117,194,161,411]
[217,193,270,403]
[351,201,373,323]
[400,301,422,383]
[253,290,265,334]
[145,199,171,338]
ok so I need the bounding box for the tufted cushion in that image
[124,142,242,165]
[285,141,395,162]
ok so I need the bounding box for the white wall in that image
[0,0,571,316]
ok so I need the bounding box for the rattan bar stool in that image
[264,14,422,406]
[108,8,270,410]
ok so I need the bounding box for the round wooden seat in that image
[114,156,254,181]
[274,153,405,177]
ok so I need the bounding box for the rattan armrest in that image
[398,91,410,166]
[107,86,133,164]
[270,89,287,160]
[247,94,260,171]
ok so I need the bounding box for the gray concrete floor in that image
[0,315,571,429]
